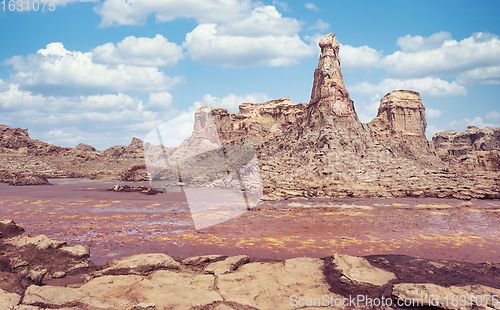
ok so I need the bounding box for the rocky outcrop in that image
[369,90,441,166]
[212,97,306,145]
[433,126,500,172]
[0,125,146,182]
[74,143,96,152]
[8,175,50,186]
[194,33,499,200]
[1,220,499,310]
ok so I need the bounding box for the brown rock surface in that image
[433,126,500,172]
[0,124,146,181]
[369,90,441,166]
[332,254,396,286]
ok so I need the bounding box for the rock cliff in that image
[433,126,500,172]
[369,90,441,166]
[206,33,499,200]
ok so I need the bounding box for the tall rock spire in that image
[309,33,356,118]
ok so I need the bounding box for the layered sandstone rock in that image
[199,33,499,200]
[433,126,500,172]
[212,97,305,145]
[369,90,441,166]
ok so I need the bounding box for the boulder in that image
[74,143,96,152]
[332,254,396,286]
[217,257,341,309]
[4,233,66,250]
[9,175,50,186]
[204,255,250,276]
[0,289,21,309]
[91,253,180,278]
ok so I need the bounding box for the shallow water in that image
[1,179,499,264]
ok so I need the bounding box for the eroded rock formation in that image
[206,33,499,200]
[369,90,441,166]
[0,126,147,183]
[433,126,500,172]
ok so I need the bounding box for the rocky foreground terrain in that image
[0,33,499,200]
[1,220,499,310]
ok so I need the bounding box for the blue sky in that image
[1,0,499,149]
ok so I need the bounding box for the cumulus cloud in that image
[94,0,254,27]
[339,44,383,72]
[396,31,453,53]
[5,42,183,95]
[426,125,445,139]
[304,3,320,11]
[51,0,97,6]
[426,108,442,119]
[92,0,315,68]
[92,35,184,67]
[309,19,330,32]
[218,5,302,37]
[0,82,164,149]
[193,93,270,112]
[184,24,316,67]
[349,77,467,98]
[456,66,500,86]
[382,32,500,78]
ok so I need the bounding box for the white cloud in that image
[339,44,382,72]
[272,0,290,12]
[94,0,254,27]
[396,31,453,53]
[51,0,97,6]
[193,93,270,112]
[218,5,302,37]
[382,32,500,78]
[146,92,174,110]
[349,77,467,99]
[304,3,320,11]
[486,111,500,122]
[0,82,166,149]
[426,108,442,119]
[456,66,500,86]
[309,19,330,32]
[5,42,183,95]
[92,1,315,68]
[92,35,184,67]
[426,124,445,139]
[184,24,316,67]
